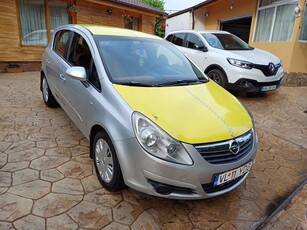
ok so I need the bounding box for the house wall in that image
[0,0,45,63]
[0,0,158,72]
[203,0,307,73]
[166,12,192,34]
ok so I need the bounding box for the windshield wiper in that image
[156,79,207,86]
[116,81,155,87]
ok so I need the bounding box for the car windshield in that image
[202,33,253,50]
[94,36,208,86]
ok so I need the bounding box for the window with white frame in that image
[254,0,298,42]
[18,0,71,46]
[299,3,307,41]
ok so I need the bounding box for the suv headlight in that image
[132,112,193,165]
[227,58,253,69]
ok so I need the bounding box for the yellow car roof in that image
[82,25,161,39]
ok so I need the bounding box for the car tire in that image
[42,75,59,107]
[207,69,228,88]
[93,131,125,191]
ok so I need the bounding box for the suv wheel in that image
[207,69,228,88]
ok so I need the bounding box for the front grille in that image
[254,63,281,77]
[194,130,253,164]
[202,174,245,194]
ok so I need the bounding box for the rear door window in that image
[185,33,204,50]
[172,33,185,46]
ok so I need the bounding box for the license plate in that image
[214,161,253,187]
[261,85,276,91]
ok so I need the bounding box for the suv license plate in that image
[214,161,253,187]
[261,85,276,91]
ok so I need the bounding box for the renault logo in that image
[269,63,275,74]
[229,141,240,155]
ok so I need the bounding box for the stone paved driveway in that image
[0,72,306,229]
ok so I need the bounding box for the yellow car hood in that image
[114,82,252,144]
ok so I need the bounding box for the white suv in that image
[165,30,284,92]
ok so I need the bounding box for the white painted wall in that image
[165,12,192,34]
[165,8,206,35]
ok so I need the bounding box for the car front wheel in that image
[207,69,228,89]
[93,131,125,191]
[42,76,58,107]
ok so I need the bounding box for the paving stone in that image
[216,221,236,230]
[5,140,35,154]
[70,145,90,157]
[45,147,71,157]
[8,148,44,163]
[56,138,80,148]
[67,201,112,229]
[113,201,144,225]
[13,215,45,230]
[84,188,122,207]
[57,161,92,179]
[81,174,102,194]
[0,142,11,152]
[30,156,70,170]
[0,171,11,186]
[33,193,83,218]
[0,153,7,168]
[104,222,130,230]
[0,187,8,195]
[8,180,51,199]
[52,178,83,195]
[28,132,56,141]
[47,214,78,230]
[0,222,14,230]
[36,140,58,149]
[227,199,263,221]
[71,154,93,164]
[4,131,28,142]
[0,193,32,221]
[12,168,39,185]
[131,211,160,230]
[40,169,65,182]
[0,161,29,172]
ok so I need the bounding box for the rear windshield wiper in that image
[156,79,207,86]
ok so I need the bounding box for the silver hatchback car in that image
[41,24,258,199]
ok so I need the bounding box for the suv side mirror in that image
[195,43,208,52]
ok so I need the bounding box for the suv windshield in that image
[202,33,253,50]
[94,36,208,86]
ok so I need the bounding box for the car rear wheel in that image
[42,76,58,107]
[207,69,228,88]
[93,131,125,191]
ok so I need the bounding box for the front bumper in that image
[228,77,283,93]
[114,130,258,200]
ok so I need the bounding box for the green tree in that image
[140,0,166,37]
[140,0,164,10]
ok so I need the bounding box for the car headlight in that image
[227,58,253,69]
[132,112,193,165]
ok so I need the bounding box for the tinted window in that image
[172,33,185,46]
[53,30,70,58]
[68,33,91,69]
[165,34,173,42]
[202,33,252,50]
[186,33,204,49]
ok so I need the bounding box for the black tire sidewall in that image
[208,69,228,88]
[92,131,124,192]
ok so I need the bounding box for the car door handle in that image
[45,59,51,64]
[60,74,66,81]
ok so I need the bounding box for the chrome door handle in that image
[60,74,66,81]
[45,59,51,64]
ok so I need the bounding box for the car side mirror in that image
[195,43,208,52]
[66,66,87,81]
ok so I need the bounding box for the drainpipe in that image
[192,8,195,30]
